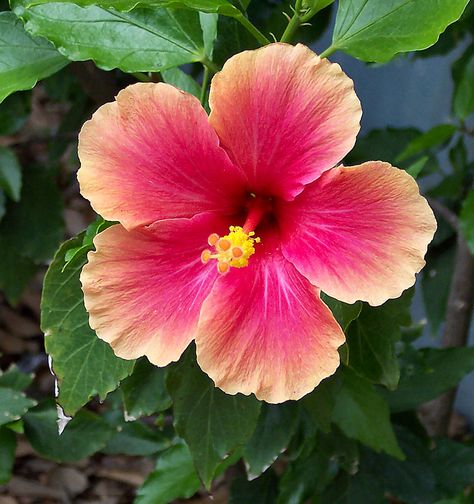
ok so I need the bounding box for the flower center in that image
[201,226,260,275]
[201,197,267,275]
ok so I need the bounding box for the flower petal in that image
[78,83,246,229]
[195,238,345,403]
[80,213,229,366]
[208,43,361,200]
[279,162,437,306]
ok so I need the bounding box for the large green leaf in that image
[244,403,299,479]
[452,46,474,120]
[135,442,201,504]
[0,147,21,201]
[0,11,67,103]
[120,358,172,419]
[330,0,470,62]
[347,293,413,390]
[23,401,112,461]
[42,237,135,416]
[0,427,16,485]
[385,347,474,412]
[19,0,241,16]
[167,350,261,487]
[460,189,474,255]
[332,367,403,459]
[13,1,208,73]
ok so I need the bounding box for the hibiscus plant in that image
[0,0,474,502]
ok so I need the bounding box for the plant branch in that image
[431,233,474,436]
[200,65,211,107]
[320,45,337,58]
[235,13,271,45]
[201,56,220,74]
[427,198,459,232]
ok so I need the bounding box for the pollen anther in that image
[201,226,261,275]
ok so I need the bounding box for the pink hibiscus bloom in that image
[78,43,436,403]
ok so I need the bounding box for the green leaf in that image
[0,166,63,261]
[452,46,474,120]
[103,418,171,456]
[120,358,172,419]
[230,469,278,504]
[321,294,362,331]
[397,125,456,163]
[302,372,342,433]
[244,403,299,479]
[42,237,135,416]
[0,364,34,390]
[13,1,208,73]
[422,243,456,335]
[406,156,429,179]
[0,166,63,303]
[0,11,67,103]
[347,293,413,390]
[0,387,36,427]
[332,367,403,459]
[167,349,261,487]
[200,12,218,58]
[461,189,474,255]
[331,0,470,62]
[23,400,112,462]
[161,67,201,97]
[0,427,16,485]
[278,448,335,503]
[0,146,22,201]
[347,127,429,172]
[385,347,474,412]
[20,0,241,16]
[135,442,201,504]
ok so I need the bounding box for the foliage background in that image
[0,0,474,502]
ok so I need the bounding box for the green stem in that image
[236,13,271,45]
[132,72,152,82]
[201,56,220,74]
[319,45,337,59]
[200,65,211,107]
[280,0,304,43]
[280,11,302,43]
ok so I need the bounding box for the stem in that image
[427,198,459,232]
[236,13,271,45]
[200,65,211,107]
[132,72,152,82]
[280,0,303,43]
[431,233,474,437]
[201,56,220,75]
[320,45,337,59]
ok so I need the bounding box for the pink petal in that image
[195,236,345,403]
[208,43,361,200]
[279,162,437,306]
[80,213,229,366]
[78,83,246,230]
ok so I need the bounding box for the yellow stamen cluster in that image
[201,226,261,275]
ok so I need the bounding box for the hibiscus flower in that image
[78,43,436,403]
